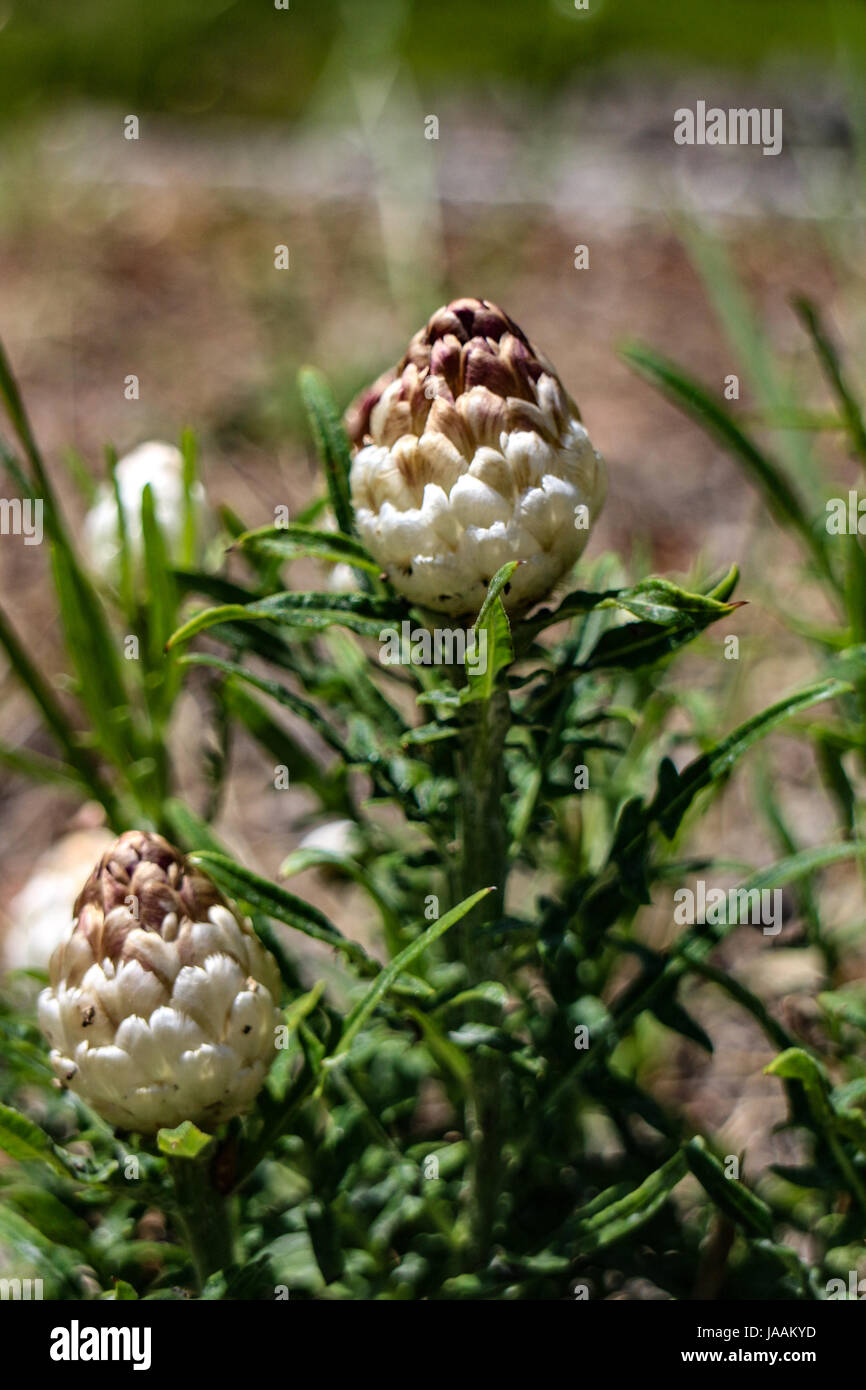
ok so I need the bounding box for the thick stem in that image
[169,1157,236,1292]
[456,686,511,1263]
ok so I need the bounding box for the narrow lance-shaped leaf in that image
[109,444,135,620]
[793,296,866,468]
[188,850,378,976]
[684,1137,773,1237]
[298,366,356,537]
[463,562,518,703]
[0,743,80,787]
[331,887,494,1058]
[0,336,63,522]
[549,1151,688,1259]
[222,681,350,814]
[180,427,199,570]
[168,591,407,648]
[50,546,136,773]
[180,653,350,759]
[0,602,120,817]
[651,676,853,841]
[0,1102,83,1179]
[232,524,379,573]
[526,566,740,639]
[620,340,835,584]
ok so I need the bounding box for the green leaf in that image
[2,1185,92,1251]
[475,560,520,623]
[0,742,80,787]
[0,603,117,814]
[579,618,709,673]
[764,1046,866,1215]
[730,841,863,893]
[684,1137,774,1236]
[108,444,134,617]
[819,988,866,1033]
[680,227,824,499]
[331,887,494,1058]
[162,798,226,855]
[305,1200,344,1285]
[282,981,326,1034]
[168,591,405,647]
[525,565,740,640]
[140,481,178,669]
[156,1121,213,1159]
[0,437,35,500]
[189,850,375,974]
[559,1151,688,1257]
[180,654,349,760]
[180,427,199,570]
[766,1047,828,1093]
[461,563,517,703]
[221,681,349,813]
[233,524,379,573]
[400,722,459,747]
[0,1203,79,1284]
[298,367,355,536]
[0,335,63,520]
[279,847,403,947]
[652,997,713,1053]
[102,1280,140,1301]
[652,677,851,840]
[50,545,136,772]
[793,296,866,467]
[0,1102,79,1177]
[621,340,834,583]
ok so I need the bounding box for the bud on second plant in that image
[38,832,281,1134]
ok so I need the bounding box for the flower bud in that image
[347,298,605,615]
[38,832,281,1134]
[84,442,208,584]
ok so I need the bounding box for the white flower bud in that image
[38,832,281,1134]
[347,298,606,615]
[297,819,360,857]
[84,442,208,584]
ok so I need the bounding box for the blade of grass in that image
[0,602,120,818]
[621,340,837,589]
[330,886,494,1059]
[793,295,866,467]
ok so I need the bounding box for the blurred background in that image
[1,0,866,1172]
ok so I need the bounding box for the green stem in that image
[456,685,511,1263]
[169,1157,236,1292]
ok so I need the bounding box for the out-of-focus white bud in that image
[328,562,358,594]
[297,820,361,857]
[3,829,115,974]
[84,442,208,583]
